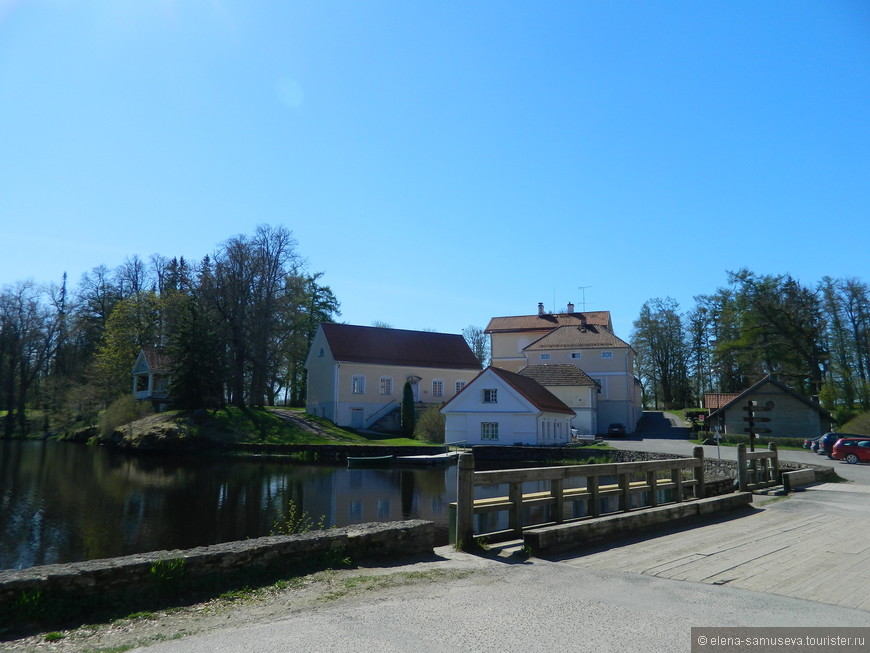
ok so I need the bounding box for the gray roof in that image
[518,364,598,387]
[523,325,631,351]
[707,374,832,420]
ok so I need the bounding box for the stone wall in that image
[0,520,433,634]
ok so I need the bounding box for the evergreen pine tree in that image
[401,381,415,437]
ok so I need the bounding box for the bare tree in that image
[462,325,490,368]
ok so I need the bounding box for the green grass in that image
[190,407,427,447]
[6,403,433,448]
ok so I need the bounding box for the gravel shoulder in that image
[1,550,485,653]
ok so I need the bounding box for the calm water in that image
[0,440,458,571]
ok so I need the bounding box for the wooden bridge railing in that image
[737,442,779,492]
[453,448,706,547]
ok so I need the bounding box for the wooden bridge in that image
[452,448,756,554]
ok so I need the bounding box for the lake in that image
[0,440,458,571]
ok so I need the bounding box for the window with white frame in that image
[540,353,551,360]
[432,379,443,398]
[483,388,498,403]
[601,351,613,359]
[455,380,467,394]
[379,376,393,395]
[352,375,365,394]
[570,352,581,359]
[481,422,499,440]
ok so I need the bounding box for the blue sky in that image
[2,1,868,341]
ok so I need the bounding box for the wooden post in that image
[768,442,779,485]
[589,476,600,517]
[737,444,747,492]
[693,446,706,499]
[647,470,658,507]
[456,453,475,548]
[673,466,683,503]
[619,472,631,512]
[508,481,523,535]
[552,477,564,523]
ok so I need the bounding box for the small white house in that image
[132,347,171,411]
[440,366,575,446]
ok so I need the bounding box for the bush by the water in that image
[98,396,152,440]
[414,405,445,443]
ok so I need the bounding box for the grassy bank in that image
[57,407,429,450]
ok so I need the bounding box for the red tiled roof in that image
[704,393,740,410]
[489,367,575,414]
[141,347,172,372]
[321,323,481,370]
[485,311,612,334]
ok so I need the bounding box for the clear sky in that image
[2,1,868,341]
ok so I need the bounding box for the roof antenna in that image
[577,286,593,312]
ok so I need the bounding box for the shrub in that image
[98,395,152,440]
[271,499,327,535]
[414,405,445,443]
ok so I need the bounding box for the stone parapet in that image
[0,520,433,634]
[524,493,753,555]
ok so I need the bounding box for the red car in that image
[831,438,870,464]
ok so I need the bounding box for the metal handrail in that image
[366,400,400,428]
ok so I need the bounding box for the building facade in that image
[305,323,481,429]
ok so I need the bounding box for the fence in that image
[453,447,707,547]
[736,442,780,492]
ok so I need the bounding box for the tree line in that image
[0,225,339,436]
[631,269,870,425]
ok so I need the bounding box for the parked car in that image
[831,438,870,464]
[803,436,821,450]
[817,432,867,458]
[607,423,626,436]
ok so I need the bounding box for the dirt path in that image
[266,408,346,441]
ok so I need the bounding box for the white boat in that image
[394,451,460,465]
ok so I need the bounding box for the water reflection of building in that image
[297,467,455,531]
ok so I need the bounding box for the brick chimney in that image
[567,302,575,313]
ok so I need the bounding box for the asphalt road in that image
[134,539,869,653]
[613,411,870,485]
